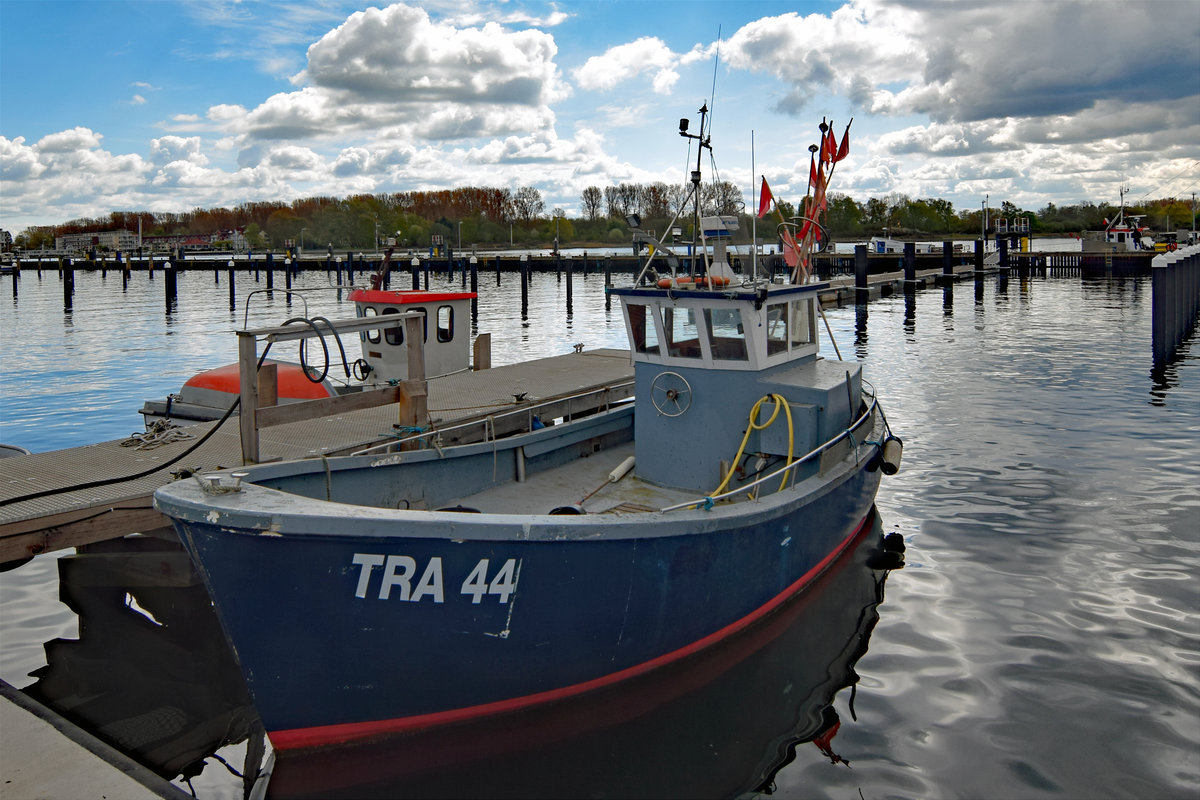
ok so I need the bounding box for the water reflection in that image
[20,534,262,795]
[854,305,869,359]
[16,514,900,800]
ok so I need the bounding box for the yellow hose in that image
[712,394,795,497]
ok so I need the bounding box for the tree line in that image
[11,184,1195,251]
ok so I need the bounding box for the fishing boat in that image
[1083,188,1155,253]
[139,275,475,425]
[153,107,902,769]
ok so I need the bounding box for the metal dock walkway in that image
[0,349,634,563]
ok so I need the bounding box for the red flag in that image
[821,125,837,164]
[812,161,827,209]
[757,177,774,219]
[834,119,852,163]
[781,227,800,268]
[808,153,818,195]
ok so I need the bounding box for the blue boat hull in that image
[172,454,880,750]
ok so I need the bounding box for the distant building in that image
[56,229,140,253]
[56,227,251,254]
[0,230,12,252]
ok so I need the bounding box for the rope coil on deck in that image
[118,419,196,451]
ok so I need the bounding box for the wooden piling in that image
[854,244,869,303]
[62,258,73,311]
[566,257,574,311]
[520,257,529,317]
[164,257,178,312]
[939,240,954,285]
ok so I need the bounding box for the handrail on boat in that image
[350,380,637,456]
[659,393,882,513]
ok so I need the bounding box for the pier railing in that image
[236,314,427,464]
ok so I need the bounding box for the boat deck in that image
[0,349,634,562]
[451,440,700,515]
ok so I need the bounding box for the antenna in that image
[709,25,721,118]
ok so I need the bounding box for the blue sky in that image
[2,0,1198,235]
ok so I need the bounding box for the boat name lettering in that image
[351,554,520,604]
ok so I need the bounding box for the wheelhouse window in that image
[361,306,381,344]
[789,298,816,347]
[703,308,748,361]
[663,307,702,359]
[627,304,660,355]
[381,307,403,345]
[436,305,454,343]
[766,303,789,355]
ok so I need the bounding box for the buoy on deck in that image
[579,456,637,506]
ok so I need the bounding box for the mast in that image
[679,103,711,277]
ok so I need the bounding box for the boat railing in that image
[351,379,637,456]
[660,393,881,513]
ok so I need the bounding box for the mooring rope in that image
[118,419,196,450]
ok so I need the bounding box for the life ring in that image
[656,275,732,289]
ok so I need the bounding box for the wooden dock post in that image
[903,242,917,288]
[939,240,954,285]
[227,259,236,309]
[266,253,274,290]
[566,257,574,312]
[998,237,1009,271]
[473,333,491,371]
[412,256,421,290]
[62,258,73,311]
[854,244,869,304]
[164,256,177,312]
[237,331,260,464]
[520,255,529,318]
[974,239,985,275]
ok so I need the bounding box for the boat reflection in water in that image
[269,509,903,799]
[20,534,263,795]
[19,511,901,799]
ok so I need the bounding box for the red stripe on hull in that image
[269,510,875,752]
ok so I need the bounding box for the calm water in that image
[1,266,1197,799]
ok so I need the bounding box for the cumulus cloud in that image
[724,0,1199,131]
[575,37,688,95]
[202,3,573,147]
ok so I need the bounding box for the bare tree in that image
[581,186,603,220]
[512,186,545,221]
